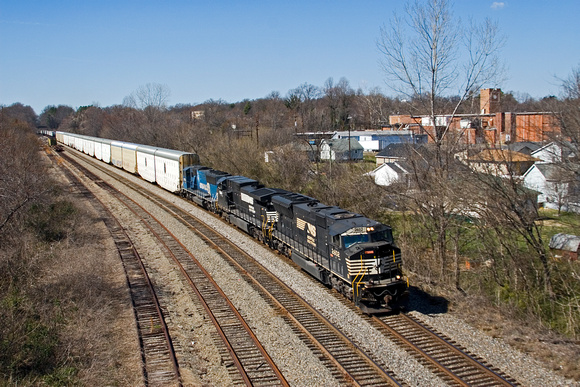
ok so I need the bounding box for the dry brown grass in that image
[0,145,142,385]
[34,201,143,386]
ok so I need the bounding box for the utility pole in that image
[256,113,259,145]
[348,115,352,161]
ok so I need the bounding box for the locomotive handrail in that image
[351,253,366,302]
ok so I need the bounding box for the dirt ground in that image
[41,149,144,385]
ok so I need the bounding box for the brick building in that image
[389,89,561,146]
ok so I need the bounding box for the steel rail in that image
[61,150,289,386]
[51,150,182,386]
[119,196,289,387]
[376,313,518,387]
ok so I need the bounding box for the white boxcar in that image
[74,135,82,151]
[84,136,95,157]
[94,138,102,160]
[154,148,200,193]
[78,135,85,152]
[61,132,71,147]
[101,139,112,164]
[81,136,88,155]
[111,141,124,169]
[122,142,139,174]
[136,145,157,183]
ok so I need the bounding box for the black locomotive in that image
[183,166,408,313]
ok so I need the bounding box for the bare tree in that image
[555,65,580,161]
[0,119,52,234]
[286,83,321,132]
[355,87,392,128]
[376,0,505,289]
[323,77,354,131]
[39,105,75,130]
[1,103,37,128]
[377,0,505,157]
[122,83,172,145]
[123,83,171,110]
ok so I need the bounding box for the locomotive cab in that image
[337,225,408,313]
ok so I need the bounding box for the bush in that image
[27,200,76,242]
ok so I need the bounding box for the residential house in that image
[320,138,364,161]
[523,164,569,209]
[523,162,580,213]
[522,141,580,212]
[366,161,411,187]
[531,141,576,164]
[464,149,539,176]
[375,143,423,166]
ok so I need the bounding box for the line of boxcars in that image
[49,130,407,313]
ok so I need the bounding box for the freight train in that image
[50,130,407,313]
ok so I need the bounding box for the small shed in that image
[365,161,411,187]
[549,233,580,261]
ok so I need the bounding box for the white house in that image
[523,163,580,213]
[523,142,580,213]
[366,161,410,187]
[531,142,564,164]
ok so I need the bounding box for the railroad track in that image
[375,313,519,386]
[57,150,289,386]
[59,146,524,386]
[48,150,182,387]
[62,148,405,386]
[157,201,402,387]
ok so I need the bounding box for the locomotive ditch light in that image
[396,275,401,280]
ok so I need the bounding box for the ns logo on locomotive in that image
[52,130,408,314]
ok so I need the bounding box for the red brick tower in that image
[480,88,501,114]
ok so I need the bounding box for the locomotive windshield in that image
[341,227,393,249]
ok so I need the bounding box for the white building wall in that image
[532,143,562,163]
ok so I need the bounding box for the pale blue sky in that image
[1,1,579,114]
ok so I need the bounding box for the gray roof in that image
[535,164,562,180]
[386,162,406,175]
[549,233,580,252]
[376,143,420,158]
[505,142,541,155]
[325,138,364,152]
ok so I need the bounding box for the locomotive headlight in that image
[366,227,374,232]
